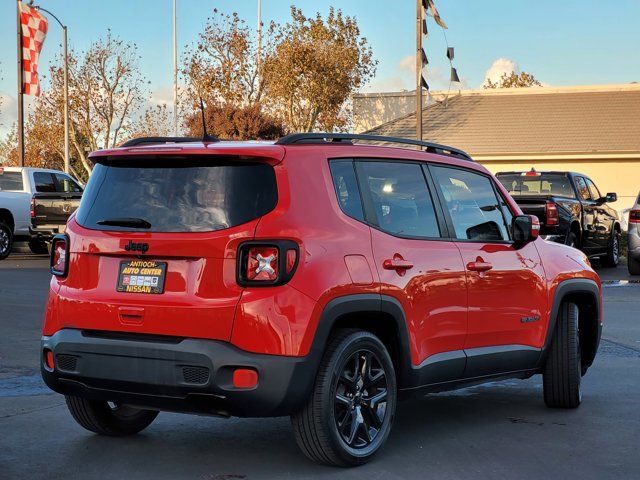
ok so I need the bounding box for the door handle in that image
[383,258,414,270]
[467,261,493,272]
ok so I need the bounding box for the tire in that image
[629,255,640,276]
[28,238,49,255]
[543,302,582,409]
[565,232,578,249]
[0,221,13,260]
[601,230,620,267]
[65,396,159,436]
[291,330,397,467]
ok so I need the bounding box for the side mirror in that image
[512,214,540,246]
[604,192,617,203]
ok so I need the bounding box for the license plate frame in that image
[116,260,167,294]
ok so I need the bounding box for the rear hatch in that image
[56,154,279,341]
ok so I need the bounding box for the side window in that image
[575,177,592,201]
[0,172,24,191]
[431,166,511,242]
[585,178,601,201]
[33,172,56,193]
[329,161,364,222]
[53,173,82,193]
[358,161,440,238]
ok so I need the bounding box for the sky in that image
[1,0,639,136]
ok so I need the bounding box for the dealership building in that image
[354,83,640,219]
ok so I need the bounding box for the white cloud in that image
[483,58,520,86]
[398,55,415,73]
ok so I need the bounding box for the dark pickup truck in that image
[31,172,83,250]
[496,169,621,266]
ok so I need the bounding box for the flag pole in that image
[415,0,423,143]
[172,0,178,136]
[16,0,25,167]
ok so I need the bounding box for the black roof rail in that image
[120,136,219,147]
[275,133,473,161]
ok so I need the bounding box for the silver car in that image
[629,192,640,275]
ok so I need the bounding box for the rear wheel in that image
[629,256,640,275]
[291,330,397,467]
[565,232,578,249]
[601,230,620,267]
[543,302,582,408]
[65,396,158,436]
[0,221,13,260]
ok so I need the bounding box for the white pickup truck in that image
[0,166,83,259]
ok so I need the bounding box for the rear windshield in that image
[0,171,24,191]
[497,173,575,198]
[76,158,277,232]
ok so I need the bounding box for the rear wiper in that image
[96,217,152,229]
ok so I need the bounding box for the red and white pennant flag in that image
[19,1,48,96]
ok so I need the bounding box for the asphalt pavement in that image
[1,254,639,480]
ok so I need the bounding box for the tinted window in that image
[585,178,601,201]
[34,172,56,192]
[359,161,440,238]
[432,166,510,241]
[0,171,24,191]
[575,177,591,201]
[53,173,82,193]
[329,161,364,221]
[76,158,277,232]
[497,173,575,198]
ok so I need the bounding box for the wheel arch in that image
[309,294,413,389]
[0,208,15,232]
[541,279,602,370]
[569,220,582,245]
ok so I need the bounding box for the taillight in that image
[50,234,69,277]
[629,210,640,224]
[237,240,299,286]
[30,197,36,218]
[545,201,559,226]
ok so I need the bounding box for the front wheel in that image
[65,396,159,436]
[291,330,397,467]
[0,221,13,260]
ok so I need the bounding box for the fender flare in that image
[539,278,601,367]
[308,294,413,387]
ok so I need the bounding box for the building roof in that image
[364,84,640,157]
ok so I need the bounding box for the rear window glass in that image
[0,171,24,191]
[497,173,575,198]
[76,158,277,232]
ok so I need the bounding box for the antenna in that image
[198,97,218,142]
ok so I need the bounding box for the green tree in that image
[483,71,542,89]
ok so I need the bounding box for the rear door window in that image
[0,171,24,191]
[432,166,511,242]
[575,177,592,201]
[76,158,277,232]
[357,161,440,238]
[33,172,56,192]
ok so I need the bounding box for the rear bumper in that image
[30,225,64,241]
[41,329,317,417]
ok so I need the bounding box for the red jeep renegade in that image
[41,133,602,466]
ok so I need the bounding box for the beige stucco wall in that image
[479,157,640,220]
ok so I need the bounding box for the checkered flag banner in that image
[19,1,48,96]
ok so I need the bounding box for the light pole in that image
[172,0,178,136]
[35,6,69,175]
